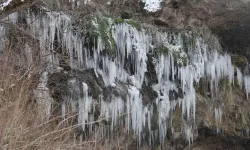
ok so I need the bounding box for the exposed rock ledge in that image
[153,0,250,60]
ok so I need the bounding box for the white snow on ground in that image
[0,0,13,10]
[142,0,162,12]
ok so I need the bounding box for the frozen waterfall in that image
[1,9,250,146]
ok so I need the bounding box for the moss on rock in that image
[91,15,116,58]
[89,15,143,59]
[157,45,169,55]
[231,55,248,71]
[114,17,142,30]
[114,18,124,24]
[126,19,142,30]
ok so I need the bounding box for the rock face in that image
[150,0,250,61]
[195,0,250,61]
[1,0,250,149]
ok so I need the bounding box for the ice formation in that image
[184,125,193,146]
[1,8,250,146]
[214,107,223,133]
[237,67,243,89]
[33,72,52,121]
[0,25,5,52]
[78,82,93,131]
[244,76,250,99]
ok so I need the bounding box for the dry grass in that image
[0,46,64,149]
[0,21,68,149]
[0,42,140,149]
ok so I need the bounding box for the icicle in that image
[24,43,33,66]
[0,25,5,53]
[184,125,193,147]
[157,96,170,144]
[244,76,250,99]
[78,82,93,131]
[237,68,243,89]
[33,72,52,121]
[70,99,77,112]
[61,100,66,119]
[246,128,249,137]
[214,107,222,133]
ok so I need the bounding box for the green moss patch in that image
[91,16,116,58]
[114,18,125,24]
[157,45,169,55]
[126,19,142,30]
[114,18,142,30]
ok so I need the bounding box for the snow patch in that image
[0,0,12,10]
[142,0,162,12]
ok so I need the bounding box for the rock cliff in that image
[1,0,250,149]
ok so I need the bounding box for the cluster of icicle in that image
[1,10,250,146]
[214,107,223,133]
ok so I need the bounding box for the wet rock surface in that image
[126,0,250,62]
[47,68,161,104]
[48,69,104,101]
